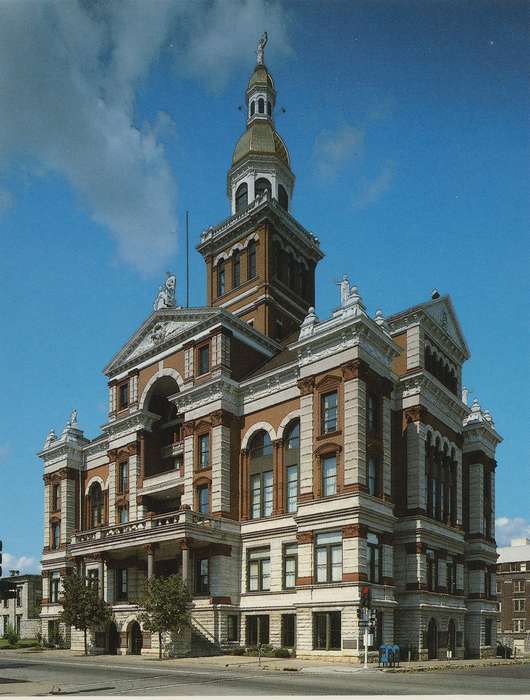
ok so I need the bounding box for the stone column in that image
[146,544,156,580]
[297,378,315,500]
[211,413,232,516]
[405,417,427,512]
[341,361,367,488]
[240,449,249,520]
[182,422,195,508]
[181,541,190,590]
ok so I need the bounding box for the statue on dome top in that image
[154,272,177,311]
[256,31,268,65]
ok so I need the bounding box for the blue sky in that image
[0,0,528,572]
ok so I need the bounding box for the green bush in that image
[228,647,245,655]
[244,647,259,656]
[3,624,19,646]
[273,647,291,658]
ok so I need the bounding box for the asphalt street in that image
[1,653,530,695]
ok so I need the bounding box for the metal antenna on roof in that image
[186,210,189,308]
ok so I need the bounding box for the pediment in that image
[104,308,219,376]
[422,296,470,357]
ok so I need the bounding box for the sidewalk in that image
[4,647,529,675]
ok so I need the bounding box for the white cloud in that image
[352,160,395,210]
[2,552,40,575]
[0,0,291,274]
[313,125,365,182]
[496,516,530,546]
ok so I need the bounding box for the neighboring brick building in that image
[39,42,503,660]
[1,572,42,639]
[497,538,530,656]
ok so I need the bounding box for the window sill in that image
[316,430,341,441]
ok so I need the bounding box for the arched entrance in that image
[128,621,143,656]
[427,618,438,660]
[447,619,456,659]
[106,622,119,655]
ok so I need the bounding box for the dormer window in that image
[267,101,272,116]
[258,98,264,114]
[118,381,129,410]
[235,183,248,212]
[198,343,210,376]
[250,101,255,116]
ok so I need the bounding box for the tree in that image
[139,575,192,659]
[59,573,112,655]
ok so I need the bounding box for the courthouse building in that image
[39,44,502,660]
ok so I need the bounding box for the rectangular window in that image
[198,344,210,376]
[513,619,525,633]
[283,543,297,589]
[15,587,22,608]
[367,456,379,497]
[321,391,338,434]
[15,615,21,636]
[321,455,337,497]
[514,599,525,612]
[246,614,269,646]
[198,434,210,469]
[86,569,99,591]
[118,461,129,493]
[227,614,239,642]
[247,241,257,280]
[447,558,457,595]
[367,393,379,433]
[196,557,209,594]
[232,252,241,288]
[50,572,60,603]
[426,549,437,591]
[251,470,273,519]
[315,531,342,584]
[51,522,60,549]
[52,483,61,511]
[281,614,296,647]
[118,382,129,409]
[115,568,128,601]
[197,485,209,514]
[247,548,270,592]
[367,532,381,583]
[313,611,341,650]
[514,580,525,593]
[3,616,8,631]
[286,465,298,513]
[118,505,129,524]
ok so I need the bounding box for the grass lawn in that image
[0,638,40,649]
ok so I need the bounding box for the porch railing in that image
[71,508,238,545]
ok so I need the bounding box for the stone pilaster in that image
[382,396,392,496]
[211,424,231,514]
[406,421,426,511]
[299,390,314,499]
[468,463,485,534]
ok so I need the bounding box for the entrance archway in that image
[106,622,119,655]
[427,618,438,660]
[128,621,143,656]
[447,619,456,658]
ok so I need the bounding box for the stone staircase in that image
[190,620,223,657]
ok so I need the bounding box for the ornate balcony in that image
[69,508,240,556]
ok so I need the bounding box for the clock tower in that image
[197,38,324,342]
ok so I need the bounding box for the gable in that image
[422,296,470,357]
[103,308,219,377]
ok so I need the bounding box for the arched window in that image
[217,259,225,297]
[247,240,257,279]
[89,483,103,528]
[258,98,264,114]
[235,183,248,212]
[278,184,288,210]
[284,421,300,513]
[232,249,241,288]
[250,101,255,116]
[249,431,273,519]
[255,178,271,200]
[267,101,272,116]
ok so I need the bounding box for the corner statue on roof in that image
[153,272,176,311]
[256,31,268,65]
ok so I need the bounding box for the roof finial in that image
[256,31,268,65]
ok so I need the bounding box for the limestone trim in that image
[138,368,184,410]
[241,421,277,450]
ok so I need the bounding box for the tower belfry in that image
[197,35,324,342]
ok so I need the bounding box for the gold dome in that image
[247,64,275,92]
[232,121,290,167]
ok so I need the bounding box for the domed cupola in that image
[227,33,295,215]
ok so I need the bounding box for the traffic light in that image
[360,585,371,609]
